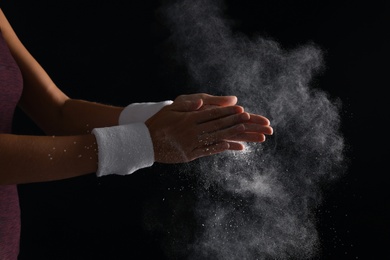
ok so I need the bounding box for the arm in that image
[0,100,253,184]
[0,9,272,185]
[0,133,98,184]
[0,9,122,136]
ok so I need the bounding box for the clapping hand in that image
[146,93,273,164]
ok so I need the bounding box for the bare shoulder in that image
[0,8,14,37]
[0,8,4,30]
[0,8,7,26]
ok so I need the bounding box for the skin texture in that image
[0,8,272,185]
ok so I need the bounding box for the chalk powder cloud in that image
[146,0,346,259]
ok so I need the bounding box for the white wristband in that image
[118,100,173,125]
[92,123,154,177]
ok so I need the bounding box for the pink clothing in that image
[0,30,23,259]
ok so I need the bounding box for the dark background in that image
[1,0,388,259]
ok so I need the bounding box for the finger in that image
[196,106,246,124]
[227,133,266,143]
[175,93,237,107]
[225,141,245,150]
[200,111,249,133]
[225,124,273,142]
[242,123,274,135]
[202,95,238,107]
[248,114,271,125]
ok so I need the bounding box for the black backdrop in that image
[1,0,388,259]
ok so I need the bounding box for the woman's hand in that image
[174,93,273,143]
[145,96,272,164]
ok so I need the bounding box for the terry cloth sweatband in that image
[118,100,173,125]
[92,123,154,177]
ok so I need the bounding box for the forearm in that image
[0,133,98,184]
[43,99,123,135]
